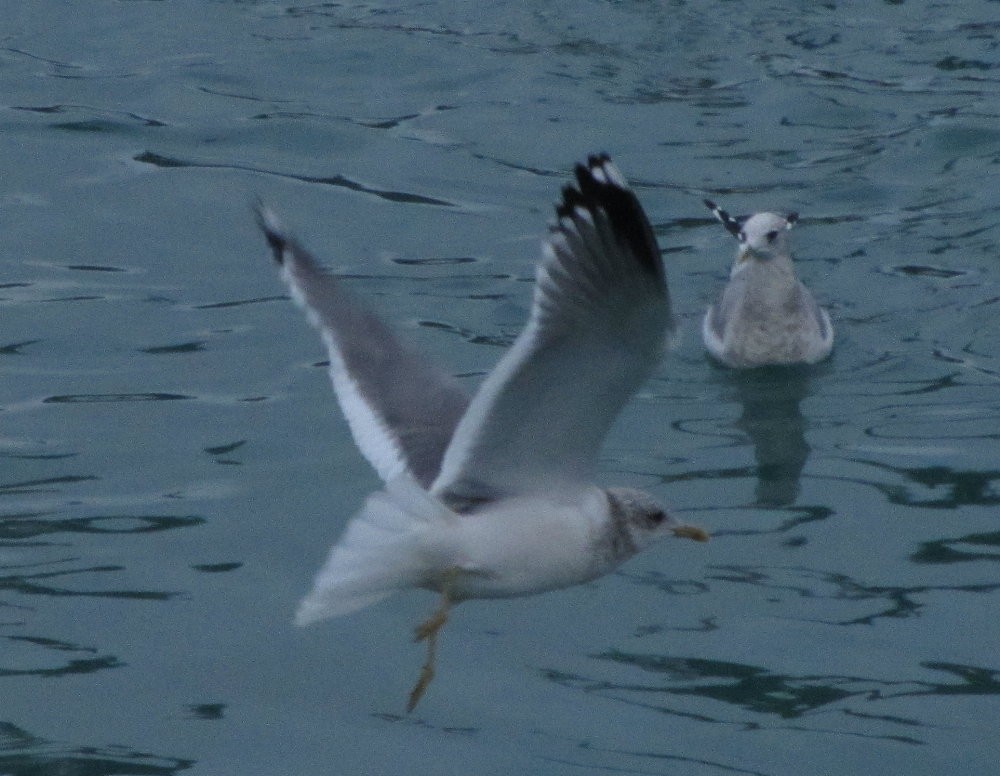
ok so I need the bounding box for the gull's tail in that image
[294,477,451,626]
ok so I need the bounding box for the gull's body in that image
[702,201,833,369]
[410,485,615,599]
[257,155,707,709]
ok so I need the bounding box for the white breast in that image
[419,487,612,600]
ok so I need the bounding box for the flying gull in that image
[257,155,708,711]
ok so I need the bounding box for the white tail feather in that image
[294,477,452,626]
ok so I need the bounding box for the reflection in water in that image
[0,508,201,604]
[725,366,815,507]
[41,393,193,404]
[1,555,184,602]
[0,340,41,355]
[0,475,98,498]
[850,460,1000,509]
[0,636,125,678]
[0,721,194,775]
[539,741,772,776]
[0,644,121,678]
[911,531,1000,564]
[185,703,226,721]
[0,513,204,541]
[543,651,1000,746]
[1,473,206,675]
[704,563,1000,626]
[134,150,458,207]
[594,652,868,719]
[0,490,219,772]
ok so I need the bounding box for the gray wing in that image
[430,155,674,504]
[705,273,745,335]
[797,281,834,345]
[256,207,469,488]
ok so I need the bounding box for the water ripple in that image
[0,722,194,775]
[543,651,1000,745]
[133,151,458,207]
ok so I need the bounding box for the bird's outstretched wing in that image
[257,207,469,489]
[432,155,674,506]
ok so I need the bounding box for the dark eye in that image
[766,230,779,243]
[649,510,666,525]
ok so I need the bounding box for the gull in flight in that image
[257,155,708,711]
[702,200,833,368]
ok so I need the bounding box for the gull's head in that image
[737,211,797,262]
[606,487,709,553]
[704,199,797,264]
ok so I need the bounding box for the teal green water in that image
[2,2,998,774]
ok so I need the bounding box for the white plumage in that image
[702,201,834,368]
[257,156,708,710]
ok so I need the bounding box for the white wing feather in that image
[431,155,674,503]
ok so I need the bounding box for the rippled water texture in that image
[2,2,998,774]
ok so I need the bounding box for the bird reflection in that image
[724,365,814,506]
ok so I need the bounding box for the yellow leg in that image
[413,598,450,643]
[406,572,456,712]
[406,622,441,712]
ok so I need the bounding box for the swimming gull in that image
[257,154,708,711]
[702,200,833,368]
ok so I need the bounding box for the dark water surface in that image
[2,2,998,774]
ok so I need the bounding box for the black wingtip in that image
[576,152,612,185]
[253,203,289,266]
[554,154,662,277]
[704,199,744,239]
[556,152,612,219]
